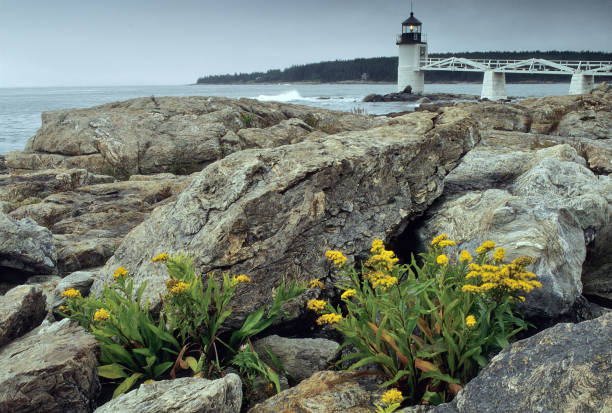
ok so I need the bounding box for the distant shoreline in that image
[192,80,572,86]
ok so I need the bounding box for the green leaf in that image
[185,356,199,372]
[102,343,139,371]
[113,373,143,398]
[98,363,127,379]
[133,348,154,358]
[153,361,174,378]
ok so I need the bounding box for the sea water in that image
[0,83,570,154]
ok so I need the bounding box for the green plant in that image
[309,237,541,405]
[231,342,283,393]
[240,112,254,128]
[59,267,180,398]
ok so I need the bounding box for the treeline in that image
[196,51,612,84]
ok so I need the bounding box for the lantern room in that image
[397,12,423,44]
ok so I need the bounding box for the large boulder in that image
[252,335,340,382]
[94,375,242,413]
[0,318,100,413]
[423,312,612,413]
[418,135,612,318]
[6,97,386,176]
[0,212,57,276]
[248,370,381,413]
[0,284,46,347]
[91,110,478,320]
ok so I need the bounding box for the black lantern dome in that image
[397,12,423,44]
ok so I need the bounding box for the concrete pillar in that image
[480,71,507,101]
[569,73,594,95]
[398,69,424,94]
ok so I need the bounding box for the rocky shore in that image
[0,84,611,412]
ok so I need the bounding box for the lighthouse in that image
[397,11,427,94]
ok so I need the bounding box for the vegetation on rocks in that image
[307,237,540,408]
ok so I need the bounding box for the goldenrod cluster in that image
[341,289,356,300]
[113,266,129,279]
[380,388,403,405]
[170,282,190,295]
[459,250,473,263]
[316,313,342,325]
[465,315,476,327]
[61,288,81,299]
[431,233,448,246]
[309,278,325,289]
[462,257,541,298]
[475,241,496,255]
[436,254,449,266]
[365,240,399,272]
[325,250,347,267]
[94,308,110,322]
[306,299,327,312]
[152,253,169,263]
[233,274,251,284]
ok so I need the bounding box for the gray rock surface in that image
[53,269,98,307]
[252,335,340,382]
[6,96,386,176]
[0,212,57,275]
[424,312,612,413]
[0,284,46,347]
[0,318,100,413]
[419,140,612,318]
[248,370,382,413]
[94,375,242,413]
[91,110,478,320]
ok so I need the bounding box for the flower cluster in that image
[465,315,476,327]
[325,250,347,267]
[380,388,404,405]
[462,257,542,298]
[306,299,327,312]
[232,274,251,284]
[316,313,342,325]
[475,241,496,255]
[459,250,473,263]
[170,282,190,295]
[94,308,110,322]
[309,278,325,289]
[436,254,449,266]
[152,253,169,263]
[341,289,356,300]
[113,266,129,279]
[61,288,81,299]
[365,244,399,272]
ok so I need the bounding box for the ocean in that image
[0,83,571,155]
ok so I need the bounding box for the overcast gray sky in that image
[1,0,611,87]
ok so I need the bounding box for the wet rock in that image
[248,370,381,413]
[92,111,479,320]
[94,375,242,413]
[425,313,612,413]
[0,318,100,413]
[0,212,56,275]
[0,284,46,347]
[252,335,340,382]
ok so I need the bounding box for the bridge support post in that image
[481,71,507,101]
[398,69,424,94]
[569,73,594,95]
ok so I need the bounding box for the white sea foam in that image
[255,90,310,102]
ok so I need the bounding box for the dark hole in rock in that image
[0,266,30,294]
[388,214,429,266]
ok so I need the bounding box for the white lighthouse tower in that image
[397,11,427,94]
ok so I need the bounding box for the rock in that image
[248,370,382,413]
[6,97,385,177]
[53,269,98,307]
[9,173,193,273]
[0,284,46,347]
[252,335,340,382]
[25,275,63,319]
[91,110,479,320]
[237,118,314,149]
[0,155,7,174]
[94,375,242,413]
[582,223,612,305]
[0,212,56,276]
[0,168,113,212]
[0,318,100,413]
[364,93,478,103]
[416,97,431,104]
[418,140,612,318]
[425,313,612,413]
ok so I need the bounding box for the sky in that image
[1,0,611,87]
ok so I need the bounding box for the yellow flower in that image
[380,388,403,405]
[309,278,325,289]
[475,241,496,255]
[94,308,110,322]
[113,266,129,279]
[436,254,449,266]
[465,315,476,327]
[58,305,67,311]
[372,275,398,290]
[459,250,472,263]
[512,256,534,268]
[341,289,356,300]
[371,239,385,253]
[325,250,347,267]
[438,240,456,248]
[61,288,81,299]
[152,253,169,263]
[170,282,190,295]
[306,299,327,312]
[316,313,342,325]
[431,234,448,246]
[493,247,506,262]
[233,274,251,284]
